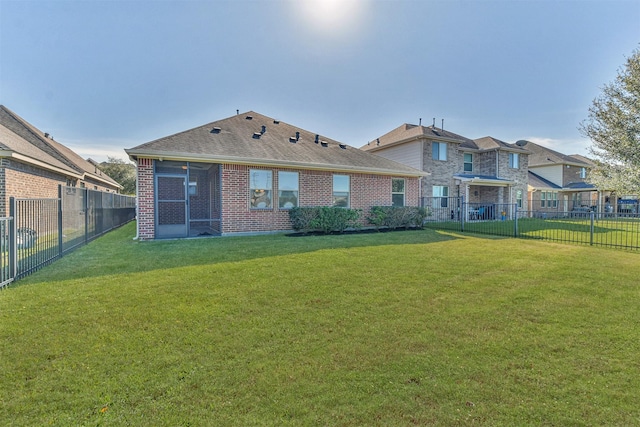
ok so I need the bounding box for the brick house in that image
[125,111,425,239]
[515,140,603,213]
[362,122,530,220]
[0,106,123,215]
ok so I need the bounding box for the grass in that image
[425,216,640,249]
[1,222,640,426]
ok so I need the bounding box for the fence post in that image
[590,210,595,246]
[58,185,63,257]
[460,196,465,232]
[84,187,89,245]
[9,197,17,280]
[514,204,519,237]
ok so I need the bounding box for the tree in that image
[580,47,640,195]
[98,156,136,195]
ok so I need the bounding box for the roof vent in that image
[376,138,380,146]
[320,141,328,147]
[211,127,221,134]
[252,132,261,139]
[339,144,347,149]
[295,131,300,141]
[44,132,50,138]
[289,136,297,143]
[273,120,280,124]
[246,115,253,120]
[261,125,266,134]
[314,134,319,144]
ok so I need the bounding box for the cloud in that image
[64,139,134,163]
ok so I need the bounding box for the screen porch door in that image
[156,175,188,238]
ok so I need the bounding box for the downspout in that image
[133,158,139,240]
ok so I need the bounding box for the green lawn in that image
[426,216,640,249]
[1,222,640,426]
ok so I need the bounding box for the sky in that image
[1,0,639,163]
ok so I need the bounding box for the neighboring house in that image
[125,111,425,239]
[361,122,530,219]
[0,106,123,215]
[515,140,601,213]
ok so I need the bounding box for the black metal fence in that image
[0,186,136,288]
[422,197,640,251]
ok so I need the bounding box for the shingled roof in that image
[515,140,591,167]
[362,123,477,151]
[473,136,529,153]
[0,106,121,188]
[362,123,528,154]
[126,111,425,177]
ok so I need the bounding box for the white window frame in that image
[432,142,447,161]
[250,169,273,209]
[432,185,449,208]
[463,153,473,172]
[580,167,587,179]
[516,189,523,208]
[333,174,350,208]
[509,153,519,169]
[278,171,299,209]
[392,178,405,207]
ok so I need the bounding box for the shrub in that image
[289,207,362,234]
[367,206,429,230]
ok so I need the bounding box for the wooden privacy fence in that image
[0,186,136,288]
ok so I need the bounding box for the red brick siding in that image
[136,158,155,240]
[0,159,68,216]
[135,159,421,239]
[221,165,421,234]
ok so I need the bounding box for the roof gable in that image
[126,111,425,177]
[473,136,529,153]
[517,140,590,167]
[362,122,476,151]
[0,105,121,188]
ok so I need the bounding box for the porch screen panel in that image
[157,176,186,227]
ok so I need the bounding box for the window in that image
[278,171,299,209]
[333,175,350,207]
[432,142,447,161]
[541,191,558,208]
[463,153,473,172]
[516,190,523,208]
[432,185,449,208]
[580,167,587,179]
[188,179,197,196]
[392,178,405,207]
[509,153,519,169]
[250,169,272,209]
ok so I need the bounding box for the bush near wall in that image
[289,207,362,234]
[367,206,429,230]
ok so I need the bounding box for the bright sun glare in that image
[294,0,366,37]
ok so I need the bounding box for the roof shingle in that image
[126,111,425,177]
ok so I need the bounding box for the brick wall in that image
[135,159,421,239]
[0,159,68,216]
[563,165,587,186]
[220,165,419,234]
[136,158,155,240]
